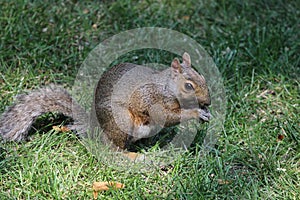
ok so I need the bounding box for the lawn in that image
[0,0,299,199]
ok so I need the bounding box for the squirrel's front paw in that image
[198,107,211,122]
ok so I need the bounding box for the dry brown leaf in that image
[92,181,125,199]
[123,152,139,160]
[182,15,190,20]
[277,134,285,142]
[92,24,97,29]
[52,126,70,132]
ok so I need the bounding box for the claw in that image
[199,108,211,122]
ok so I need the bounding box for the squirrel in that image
[0,52,211,151]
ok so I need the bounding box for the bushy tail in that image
[0,86,87,141]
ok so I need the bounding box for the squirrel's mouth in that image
[199,107,211,122]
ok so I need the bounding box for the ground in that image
[0,0,299,199]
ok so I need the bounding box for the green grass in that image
[0,0,299,199]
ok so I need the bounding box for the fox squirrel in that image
[0,52,211,151]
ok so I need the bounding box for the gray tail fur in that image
[0,86,87,141]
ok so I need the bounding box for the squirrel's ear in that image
[171,58,182,75]
[182,52,191,67]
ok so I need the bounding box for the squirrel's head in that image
[170,52,211,112]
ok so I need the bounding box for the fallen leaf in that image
[277,134,285,142]
[92,24,97,29]
[182,15,190,20]
[92,181,125,199]
[52,126,70,132]
[123,152,139,160]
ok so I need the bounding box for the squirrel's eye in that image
[184,83,194,91]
